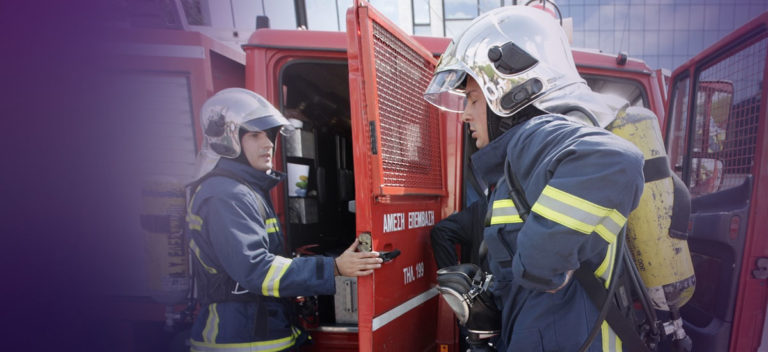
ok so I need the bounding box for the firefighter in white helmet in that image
[426,7,645,352]
[186,88,382,351]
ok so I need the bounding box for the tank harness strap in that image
[501,159,651,352]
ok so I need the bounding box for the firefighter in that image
[186,88,382,351]
[425,7,645,352]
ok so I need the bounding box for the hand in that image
[546,269,574,293]
[334,238,382,277]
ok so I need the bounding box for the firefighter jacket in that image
[430,198,488,270]
[186,158,335,351]
[471,114,644,352]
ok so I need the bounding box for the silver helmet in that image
[192,88,294,180]
[424,6,585,118]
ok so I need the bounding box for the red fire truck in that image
[123,2,766,351]
[239,3,669,351]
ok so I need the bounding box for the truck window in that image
[678,38,766,197]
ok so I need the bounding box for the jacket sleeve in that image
[201,190,335,298]
[430,199,488,269]
[510,134,645,291]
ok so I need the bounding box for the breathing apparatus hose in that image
[623,241,661,339]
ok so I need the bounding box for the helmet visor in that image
[424,69,468,113]
[241,113,296,136]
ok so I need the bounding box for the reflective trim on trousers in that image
[202,303,220,343]
[190,326,301,352]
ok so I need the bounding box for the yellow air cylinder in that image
[140,177,190,305]
[606,107,696,310]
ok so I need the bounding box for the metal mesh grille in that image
[689,37,766,197]
[372,22,443,191]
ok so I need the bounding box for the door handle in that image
[753,257,768,280]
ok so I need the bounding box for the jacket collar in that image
[470,124,521,186]
[215,158,284,191]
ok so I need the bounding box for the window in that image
[685,38,767,196]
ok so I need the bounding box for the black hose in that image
[576,227,627,352]
[622,241,660,337]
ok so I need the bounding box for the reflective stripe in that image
[188,213,203,230]
[203,303,219,343]
[531,185,626,244]
[490,199,523,225]
[261,256,292,297]
[190,239,218,274]
[595,241,617,288]
[265,218,279,233]
[372,288,438,331]
[187,185,203,230]
[191,326,301,352]
[601,320,622,352]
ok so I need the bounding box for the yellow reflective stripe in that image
[190,239,217,274]
[493,199,515,208]
[212,305,220,343]
[532,185,627,243]
[601,321,610,352]
[187,185,203,230]
[191,326,301,352]
[595,242,617,288]
[187,214,203,231]
[203,303,218,343]
[600,321,622,352]
[261,256,292,297]
[490,199,523,225]
[265,218,279,233]
[490,215,523,224]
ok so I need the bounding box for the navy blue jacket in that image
[187,158,335,351]
[472,115,644,352]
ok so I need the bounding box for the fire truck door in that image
[666,17,768,351]
[346,1,448,351]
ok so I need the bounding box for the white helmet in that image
[192,88,293,180]
[424,6,584,118]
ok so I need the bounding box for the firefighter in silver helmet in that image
[186,88,382,351]
[426,6,645,351]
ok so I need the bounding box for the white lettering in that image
[407,211,435,229]
[415,262,424,279]
[403,266,415,285]
[383,213,405,233]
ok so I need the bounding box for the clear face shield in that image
[423,69,468,113]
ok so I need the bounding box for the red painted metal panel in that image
[347,1,447,351]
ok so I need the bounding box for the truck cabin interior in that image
[278,60,356,326]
